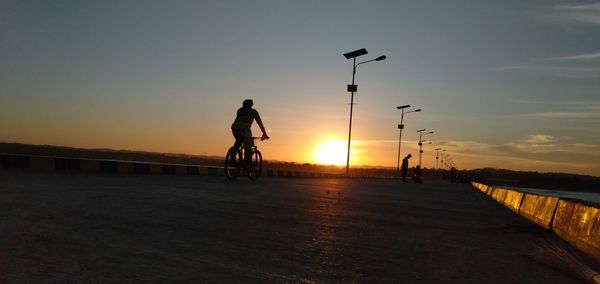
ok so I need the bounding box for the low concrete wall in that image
[483,184,493,195]
[482,184,492,195]
[31,156,55,171]
[518,194,559,230]
[471,182,600,263]
[175,165,187,176]
[472,182,488,194]
[0,154,229,177]
[503,190,524,213]
[118,162,134,174]
[552,200,600,262]
[1,154,358,179]
[81,160,100,172]
[490,187,508,203]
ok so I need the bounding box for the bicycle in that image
[225,137,267,180]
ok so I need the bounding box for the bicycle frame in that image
[225,137,267,180]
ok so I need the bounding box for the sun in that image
[314,140,347,165]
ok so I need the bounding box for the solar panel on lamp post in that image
[343,48,386,176]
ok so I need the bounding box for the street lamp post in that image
[435,148,441,169]
[343,48,386,176]
[396,106,421,175]
[416,129,434,168]
[444,154,450,170]
[441,150,446,169]
[422,140,433,167]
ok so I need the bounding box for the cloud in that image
[514,100,600,107]
[544,52,600,61]
[554,3,600,24]
[497,65,600,78]
[507,101,600,123]
[555,3,600,11]
[588,105,600,110]
[500,3,600,79]
[521,134,560,144]
[504,135,588,156]
[512,111,600,120]
[341,136,600,175]
[435,134,600,175]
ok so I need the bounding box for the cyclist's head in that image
[243,99,253,108]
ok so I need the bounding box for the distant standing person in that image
[230,99,269,168]
[401,154,412,182]
[450,166,457,182]
[413,165,423,184]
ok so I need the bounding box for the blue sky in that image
[1,0,599,175]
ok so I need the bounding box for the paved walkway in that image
[0,172,583,283]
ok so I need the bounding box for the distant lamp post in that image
[416,129,434,168]
[395,106,421,175]
[443,153,450,170]
[435,148,442,169]
[441,150,446,169]
[343,48,386,176]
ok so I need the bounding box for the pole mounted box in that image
[347,84,357,92]
[398,124,404,129]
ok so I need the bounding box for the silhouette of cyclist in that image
[230,99,269,167]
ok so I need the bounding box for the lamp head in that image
[397,105,410,109]
[375,55,387,61]
[414,109,422,112]
[343,48,368,59]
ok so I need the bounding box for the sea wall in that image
[0,154,376,179]
[471,182,600,263]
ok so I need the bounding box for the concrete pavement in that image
[0,171,584,283]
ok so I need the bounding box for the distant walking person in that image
[401,154,412,182]
[231,99,269,168]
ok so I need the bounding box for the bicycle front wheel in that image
[247,149,263,180]
[225,147,242,180]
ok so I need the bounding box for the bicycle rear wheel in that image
[247,149,263,180]
[225,147,242,180]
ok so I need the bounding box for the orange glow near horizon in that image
[314,140,353,166]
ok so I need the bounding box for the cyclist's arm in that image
[254,111,269,138]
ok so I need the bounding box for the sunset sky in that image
[1,1,599,176]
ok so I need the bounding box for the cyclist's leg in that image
[231,129,245,153]
[242,129,254,165]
